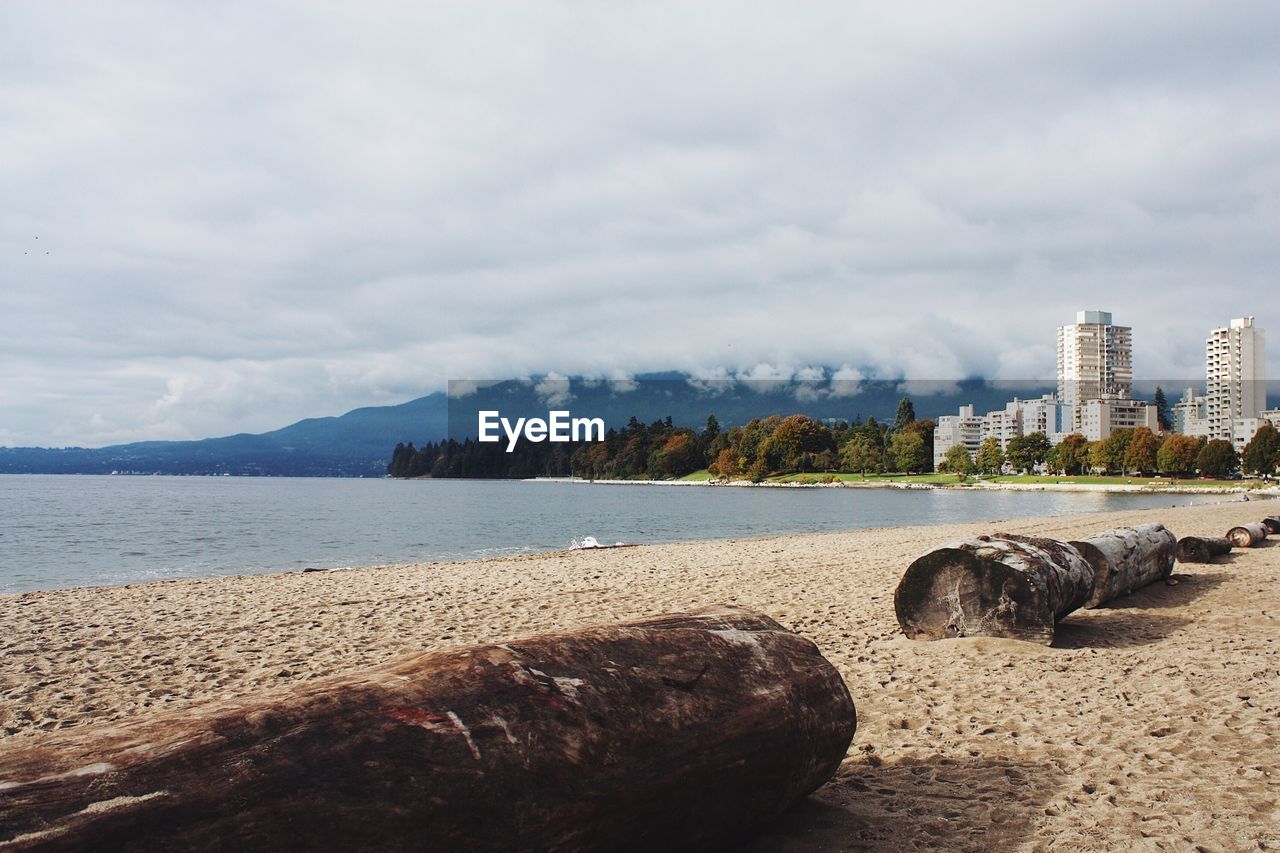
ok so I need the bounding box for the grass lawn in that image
[677,469,715,481]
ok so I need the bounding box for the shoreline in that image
[525,475,1280,496]
[3,500,1278,848]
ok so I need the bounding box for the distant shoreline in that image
[524,475,1279,497]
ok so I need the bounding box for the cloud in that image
[2,1,1278,444]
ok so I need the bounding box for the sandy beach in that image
[2,500,1278,850]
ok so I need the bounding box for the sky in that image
[3,2,1279,447]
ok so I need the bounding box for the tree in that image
[975,437,1004,475]
[1122,427,1159,475]
[709,447,739,480]
[1090,430,1132,475]
[1153,386,1171,432]
[1242,423,1280,477]
[892,396,916,434]
[764,414,836,472]
[1051,433,1089,475]
[889,430,929,473]
[939,445,974,477]
[840,435,884,477]
[1005,432,1051,474]
[1196,439,1238,478]
[1157,434,1200,477]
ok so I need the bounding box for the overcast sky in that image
[3,2,1279,446]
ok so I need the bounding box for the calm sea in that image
[0,475,1221,594]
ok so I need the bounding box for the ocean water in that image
[0,475,1222,594]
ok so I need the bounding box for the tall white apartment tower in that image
[1057,310,1133,418]
[1205,317,1266,440]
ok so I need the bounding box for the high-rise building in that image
[1205,317,1266,440]
[1057,310,1133,426]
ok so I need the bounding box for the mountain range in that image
[2,374,1209,476]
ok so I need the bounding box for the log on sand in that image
[1227,522,1269,548]
[1175,536,1233,564]
[894,534,1095,645]
[1261,516,1280,535]
[1069,523,1177,608]
[0,606,856,853]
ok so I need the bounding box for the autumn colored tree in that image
[1156,433,1200,477]
[651,432,703,478]
[709,448,739,480]
[1122,427,1159,475]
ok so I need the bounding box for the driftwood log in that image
[1227,522,1269,548]
[1262,516,1280,535]
[1069,523,1177,608]
[1175,536,1233,564]
[894,534,1095,645]
[0,606,856,852]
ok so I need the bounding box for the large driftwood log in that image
[0,606,856,852]
[1227,522,1269,548]
[1261,516,1280,535]
[894,534,1095,645]
[1175,536,1233,564]
[1069,523,1177,608]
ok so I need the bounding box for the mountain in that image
[0,375,1072,476]
[0,394,448,477]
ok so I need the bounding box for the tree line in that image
[938,423,1279,478]
[388,399,1280,481]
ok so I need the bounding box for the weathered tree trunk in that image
[894,534,1095,645]
[1227,522,1269,548]
[1175,536,1233,564]
[0,606,856,853]
[1261,516,1280,535]
[1069,523,1177,608]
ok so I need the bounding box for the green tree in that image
[939,444,974,477]
[1153,386,1171,432]
[1090,430,1132,475]
[975,437,1004,475]
[1242,423,1280,476]
[1006,432,1051,474]
[892,396,916,434]
[1157,433,1200,477]
[889,430,929,473]
[1196,439,1238,478]
[840,434,884,476]
[1051,433,1090,475]
[1123,427,1159,475]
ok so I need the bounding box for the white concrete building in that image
[1076,395,1159,442]
[1172,387,1211,438]
[934,395,1065,468]
[1057,310,1133,429]
[932,404,985,469]
[1205,317,1266,440]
